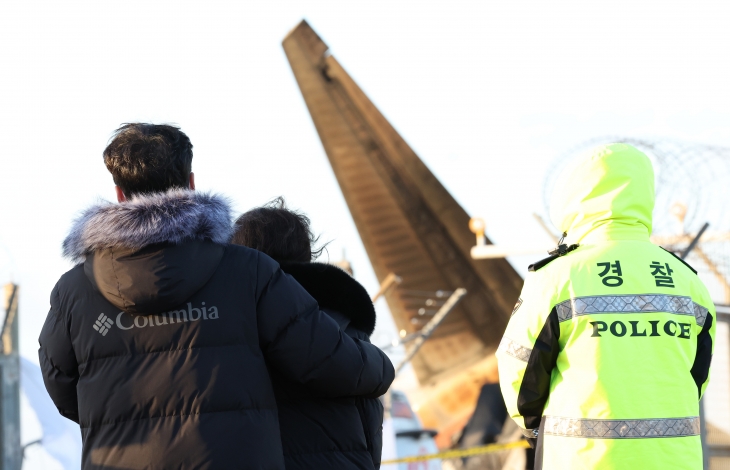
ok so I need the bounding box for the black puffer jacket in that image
[38,190,394,470]
[274,262,385,470]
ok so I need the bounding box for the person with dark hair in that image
[38,123,395,469]
[231,197,322,263]
[103,123,195,199]
[232,199,385,470]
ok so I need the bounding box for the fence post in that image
[0,284,21,470]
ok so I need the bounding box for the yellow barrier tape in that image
[381,440,531,465]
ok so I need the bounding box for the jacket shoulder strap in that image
[528,244,579,272]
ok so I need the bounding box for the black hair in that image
[103,123,193,197]
[232,197,326,263]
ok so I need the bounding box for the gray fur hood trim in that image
[63,189,234,262]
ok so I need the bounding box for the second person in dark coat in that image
[232,198,386,470]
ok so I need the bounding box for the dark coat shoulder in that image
[274,262,385,469]
[281,262,376,335]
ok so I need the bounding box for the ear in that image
[189,172,195,190]
[115,186,127,203]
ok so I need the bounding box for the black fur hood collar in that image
[280,262,376,336]
[62,189,233,263]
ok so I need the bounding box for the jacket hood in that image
[549,143,655,245]
[63,189,233,314]
[280,262,376,336]
[63,189,233,262]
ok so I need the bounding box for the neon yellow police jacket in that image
[496,144,715,470]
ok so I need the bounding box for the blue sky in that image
[2,1,730,467]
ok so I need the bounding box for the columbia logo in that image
[93,313,113,336]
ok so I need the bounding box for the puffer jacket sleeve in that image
[352,329,385,469]
[358,397,384,468]
[38,283,80,424]
[255,252,395,398]
[495,271,559,436]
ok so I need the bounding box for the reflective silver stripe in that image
[544,416,700,439]
[498,337,532,362]
[694,303,709,327]
[555,294,710,326]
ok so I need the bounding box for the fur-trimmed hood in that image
[63,189,233,263]
[280,262,376,336]
[62,189,233,314]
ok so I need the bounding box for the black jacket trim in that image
[690,312,714,398]
[534,418,546,470]
[528,244,579,272]
[517,307,560,429]
[661,247,698,274]
[280,262,376,335]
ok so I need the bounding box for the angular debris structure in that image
[282,20,523,429]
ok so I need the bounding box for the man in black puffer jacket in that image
[233,200,387,469]
[38,124,394,470]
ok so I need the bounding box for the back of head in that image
[104,123,193,197]
[232,198,322,263]
[549,143,655,244]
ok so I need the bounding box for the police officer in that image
[496,143,715,469]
